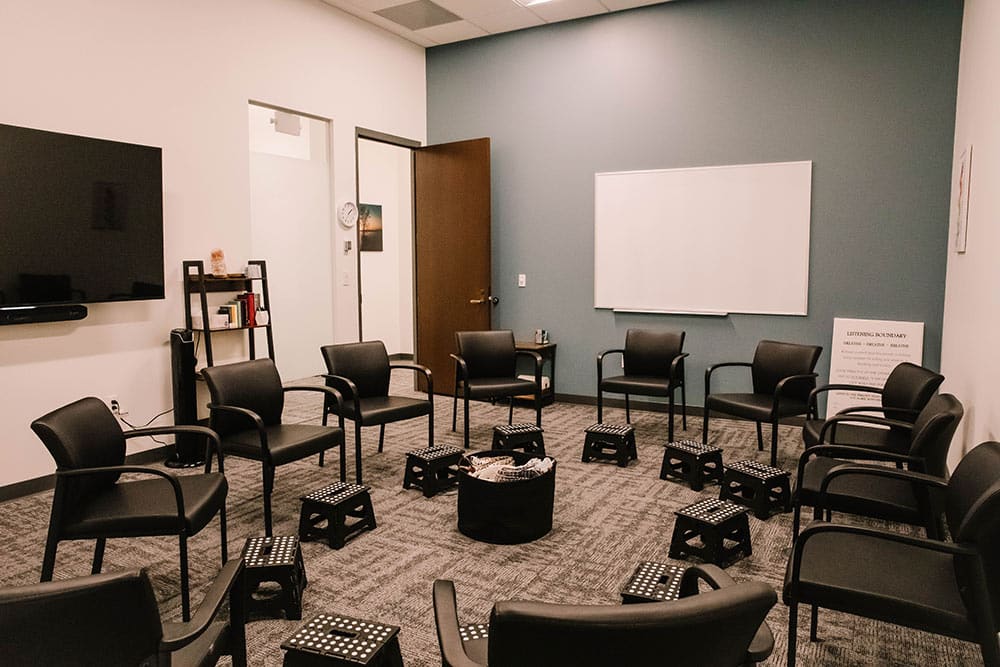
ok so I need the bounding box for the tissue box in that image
[517,374,551,391]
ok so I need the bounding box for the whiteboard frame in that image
[594,160,812,316]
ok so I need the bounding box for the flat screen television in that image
[0,122,164,312]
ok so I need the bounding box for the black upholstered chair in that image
[784,441,1000,667]
[703,340,822,466]
[434,566,776,667]
[451,330,543,449]
[31,397,228,622]
[791,393,963,538]
[597,329,689,442]
[801,362,944,451]
[321,340,433,485]
[0,559,247,666]
[201,358,345,536]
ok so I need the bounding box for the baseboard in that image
[0,444,173,503]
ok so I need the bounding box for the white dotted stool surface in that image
[665,440,722,455]
[406,445,464,461]
[302,482,370,506]
[281,614,399,663]
[494,423,543,435]
[585,423,635,436]
[622,561,685,601]
[727,459,789,480]
[676,498,748,525]
[242,535,299,568]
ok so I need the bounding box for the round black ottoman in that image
[457,451,556,544]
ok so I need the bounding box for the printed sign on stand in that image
[826,318,924,418]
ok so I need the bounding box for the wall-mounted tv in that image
[0,122,164,311]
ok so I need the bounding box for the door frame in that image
[354,127,421,343]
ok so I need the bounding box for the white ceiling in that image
[321,0,674,47]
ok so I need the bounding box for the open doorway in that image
[356,132,418,358]
[248,102,334,379]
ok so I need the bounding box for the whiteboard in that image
[594,161,812,315]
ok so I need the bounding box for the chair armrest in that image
[596,349,624,385]
[818,413,913,443]
[818,463,947,508]
[679,563,736,596]
[669,352,689,382]
[837,405,920,418]
[679,565,774,663]
[450,354,469,383]
[432,580,482,667]
[57,465,185,526]
[207,404,270,456]
[807,383,881,411]
[124,425,225,473]
[704,362,752,398]
[515,349,544,379]
[795,444,921,489]
[160,559,245,651]
[286,384,346,427]
[391,362,434,398]
[773,373,818,415]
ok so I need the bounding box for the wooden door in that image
[414,138,492,396]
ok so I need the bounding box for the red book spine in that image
[246,292,256,327]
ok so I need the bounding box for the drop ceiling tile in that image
[376,0,462,30]
[432,0,515,20]
[323,0,397,15]
[528,0,608,23]
[469,7,544,33]
[417,19,489,43]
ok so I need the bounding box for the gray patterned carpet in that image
[0,376,980,666]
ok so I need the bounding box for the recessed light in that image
[512,0,554,7]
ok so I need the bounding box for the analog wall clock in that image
[338,201,358,229]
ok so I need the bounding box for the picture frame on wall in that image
[359,203,383,252]
[953,144,972,253]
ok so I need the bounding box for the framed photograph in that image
[953,144,972,253]
[359,203,383,252]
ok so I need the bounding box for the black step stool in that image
[241,535,307,620]
[582,423,637,467]
[281,613,403,667]
[492,423,546,455]
[668,498,752,567]
[660,440,724,491]
[298,482,376,549]
[403,445,464,498]
[719,459,793,520]
[620,561,687,604]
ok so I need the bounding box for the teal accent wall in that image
[426,0,963,404]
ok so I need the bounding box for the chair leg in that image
[219,505,229,564]
[428,410,435,447]
[355,423,364,485]
[792,504,802,539]
[452,386,459,432]
[378,424,385,453]
[702,408,710,446]
[535,390,542,427]
[463,390,471,449]
[787,602,798,667]
[263,465,275,537]
[179,533,191,622]
[319,410,327,467]
[770,420,779,467]
[625,395,631,423]
[681,382,687,429]
[40,523,60,582]
[339,437,347,483]
[508,398,514,425]
[91,538,106,575]
[810,605,819,641]
[755,421,764,451]
[668,391,675,443]
[597,389,603,423]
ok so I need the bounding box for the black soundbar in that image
[0,304,88,325]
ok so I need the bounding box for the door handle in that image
[469,295,500,305]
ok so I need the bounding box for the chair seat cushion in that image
[464,377,537,399]
[63,473,228,538]
[802,418,909,452]
[335,396,431,426]
[600,375,677,396]
[798,457,926,525]
[706,393,808,421]
[784,526,973,640]
[225,424,343,466]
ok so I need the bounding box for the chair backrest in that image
[321,341,391,399]
[750,339,822,400]
[623,328,685,378]
[907,393,963,478]
[0,569,162,665]
[456,330,517,379]
[30,397,127,505]
[487,582,776,667]
[201,358,284,436]
[880,362,945,424]
[945,442,1000,630]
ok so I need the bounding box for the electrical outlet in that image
[518,273,526,288]
[107,395,128,418]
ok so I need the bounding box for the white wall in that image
[359,139,414,355]
[940,0,1000,465]
[0,0,425,486]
